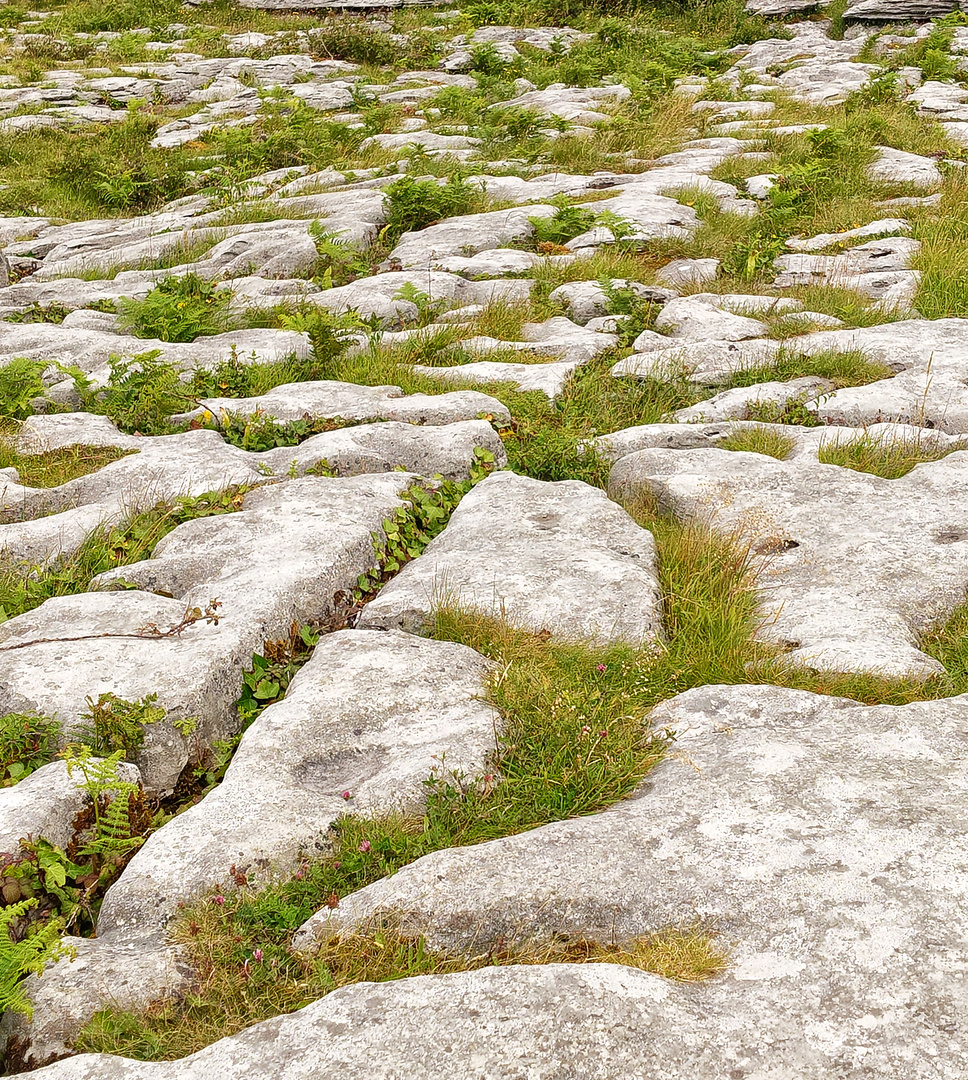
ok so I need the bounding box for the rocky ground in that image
[1,0,968,1075]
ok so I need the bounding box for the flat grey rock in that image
[845,0,959,17]
[1,934,192,1069]
[18,964,721,1080]
[867,146,943,187]
[671,376,833,422]
[96,629,497,938]
[388,206,556,271]
[359,470,661,645]
[178,380,512,427]
[255,418,507,481]
[794,318,968,432]
[549,280,676,324]
[608,446,968,677]
[293,684,968,1078]
[654,296,768,342]
[655,258,719,287]
[612,338,782,385]
[0,475,419,792]
[413,357,587,399]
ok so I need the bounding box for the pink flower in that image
[341,791,352,800]
[358,840,371,853]
[212,894,225,906]
[599,730,608,739]
[253,949,264,963]
[597,664,606,672]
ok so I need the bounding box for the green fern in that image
[0,901,72,1018]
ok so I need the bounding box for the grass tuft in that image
[718,426,796,460]
[817,431,968,479]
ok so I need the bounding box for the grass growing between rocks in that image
[75,919,727,1062]
[717,426,795,460]
[0,488,246,624]
[817,431,968,479]
[0,442,134,487]
[74,520,762,1059]
[67,498,968,1060]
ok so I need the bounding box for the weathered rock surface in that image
[608,445,968,677]
[97,630,497,937]
[182,380,512,426]
[0,475,420,792]
[359,470,662,645]
[17,964,723,1080]
[291,684,968,1078]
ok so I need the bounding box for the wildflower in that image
[341,790,352,800]
[599,730,608,739]
[253,949,264,963]
[212,894,225,906]
[358,840,371,853]
[581,725,591,735]
[597,663,606,673]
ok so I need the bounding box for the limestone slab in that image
[291,684,968,1078]
[96,629,497,938]
[0,475,418,792]
[608,446,968,677]
[177,380,512,427]
[359,470,661,645]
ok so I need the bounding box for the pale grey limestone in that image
[289,684,968,1079]
[867,145,944,187]
[255,418,508,481]
[18,964,723,1080]
[96,629,497,937]
[388,205,556,270]
[654,295,768,341]
[608,445,968,677]
[0,475,419,792]
[671,375,833,422]
[175,380,512,427]
[359,470,661,645]
[413,356,588,398]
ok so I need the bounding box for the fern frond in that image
[0,901,72,1019]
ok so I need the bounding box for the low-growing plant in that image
[528,204,597,248]
[63,350,192,436]
[0,358,47,422]
[308,225,374,289]
[73,693,166,761]
[203,410,374,453]
[0,900,71,1019]
[817,431,968,479]
[743,395,823,427]
[117,274,232,343]
[0,748,154,939]
[0,713,61,785]
[718,426,796,460]
[382,174,485,247]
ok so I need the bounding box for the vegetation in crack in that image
[0,487,247,624]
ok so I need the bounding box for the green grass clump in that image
[723,348,891,391]
[0,488,246,623]
[817,431,968,479]
[0,443,134,488]
[718,426,795,460]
